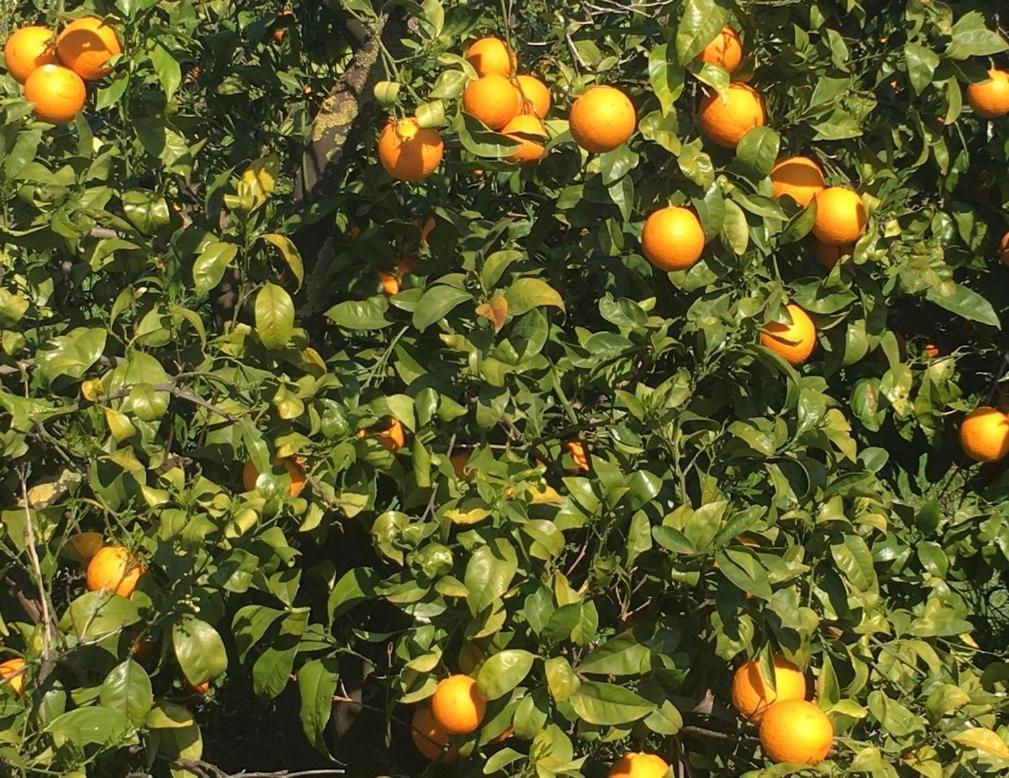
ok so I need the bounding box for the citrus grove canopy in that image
[3,0,1009,775]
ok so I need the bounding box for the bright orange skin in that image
[24,64,86,124]
[641,206,706,271]
[4,26,57,83]
[184,678,211,695]
[378,117,444,182]
[818,240,854,270]
[272,10,294,43]
[464,37,516,78]
[517,74,551,118]
[771,156,825,208]
[760,304,817,366]
[967,69,1009,119]
[464,74,521,130]
[813,187,867,245]
[0,658,26,696]
[378,257,417,296]
[731,656,808,721]
[242,457,307,497]
[502,113,547,163]
[608,752,671,778]
[698,84,767,149]
[378,418,406,452]
[86,545,145,597]
[569,85,637,153]
[430,675,486,735]
[759,700,833,765]
[565,440,590,472]
[959,406,1009,463]
[411,707,459,762]
[57,16,121,80]
[698,26,742,73]
[999,232,1009,267]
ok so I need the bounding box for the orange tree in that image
[3,0,1009,775]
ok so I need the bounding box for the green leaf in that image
[122,190,171,234]
[925,282,1000,328]
[720,199,749,255]
[192,241,239,298]
[476,650,536,700]
[413,285,472,331]
[569,681,654,725]
[945,12,1009,60]
[100,660,153,728]
[736,126,780,176]
[150,41,182,99]
[37,328,106,384]
[904,44,939,95]
[577,629,652,676]
[326,297,391,330]
[45,707,130,748]
[297,657,340,756]
[255,282,295,349]
[456,113,521,158]
[67,591,140,639]
[504,278,565,317]
[675,0,732,65]
[464,538,518,615]
[173,617,228,685]
[648,43,685,115]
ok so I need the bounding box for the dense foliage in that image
[2,0,1009,775]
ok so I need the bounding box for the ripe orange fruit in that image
[185,678,211,695]
[243,456,307,497]
[569,85,637,153]
[641,206,706,271]
[770,156,825,208]
[272,9,294,43]
[378,418,406,452]
[378,257,417,296]
[818,240,853,270]
[565,440,590,472]
[4,26,57,83]
[411,707,458,762]
[24,64,86,124]
[517,74,551,118]
[430,674,486,735]
[812,187,866,245]
[502,113,547,163]
[759,700,833,765]
[86,545,145,597]
[959,406,1009,463]
[999,231,1009,266]
[698,83,766,149]
[731,655,807,721]
[698,26,742,73]
[57,16,121,80]
[967,69,1009,119]
[760,304,817,366]
[464,36,516,78]
[0,658,26,696]
[463,74,521,130]
[378,117,444,181]
[608,752,670,778]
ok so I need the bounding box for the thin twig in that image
[18,467,56,667]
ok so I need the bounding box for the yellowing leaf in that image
[445,506,491,525]
[63,532,104,563]
[476,295,509,332]
[952,728,1009,760]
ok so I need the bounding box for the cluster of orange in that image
[3,17,121,124]
[375,36,634,179]
[641,27,867,371]
[1,542,145,698]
